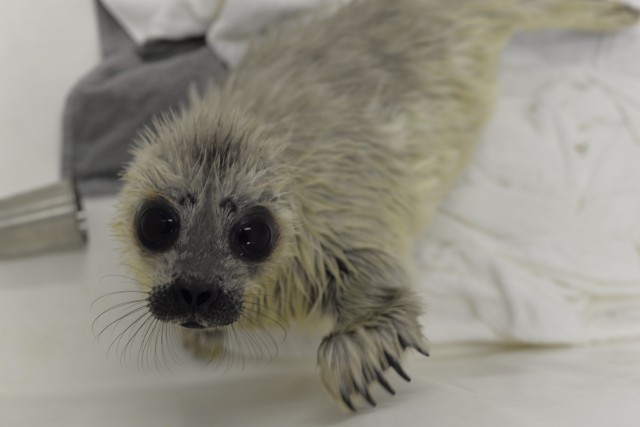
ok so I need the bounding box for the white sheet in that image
[418,25,640,345]
[100,0,223,44]
[101,0,348,67]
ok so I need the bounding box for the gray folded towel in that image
[62,1,228,195]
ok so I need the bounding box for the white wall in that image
[0,0,100,198]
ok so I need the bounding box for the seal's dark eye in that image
[135,200,180,252]
[230,207,276,262]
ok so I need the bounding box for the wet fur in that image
[113,0,639,411]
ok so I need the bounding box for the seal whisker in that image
[240,304,288,342]
[137,315,157,371]
[228,324,246,370]
[92,300,148,334]
[106,311,150,363]
[91,291,147,310]
[235,315,281,361]
[120,313,154,367]
[168,324,182,366]
[158,321,172,371]
[95,304,148,342]
[230,323,258,362]
[212,330,229,369]
[152,319,164,372]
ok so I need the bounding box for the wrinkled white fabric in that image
[98,0,640,345]
[100,0,341,66]
[419,24,640,344]
[101,0,223,44]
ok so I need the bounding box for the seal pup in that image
[112,0,639,411]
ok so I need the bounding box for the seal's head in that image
[113,101,295,330]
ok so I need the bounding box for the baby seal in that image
[113,0,639,411]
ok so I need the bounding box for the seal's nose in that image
[147,277,241,327]
[178,287,211,307]
[172,280,220,311]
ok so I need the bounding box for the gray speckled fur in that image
[113,0,639,411]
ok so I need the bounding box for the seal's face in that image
[113,105,294,331]
[133,196,279,329]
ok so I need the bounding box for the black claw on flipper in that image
[416,346,430,357]
[398,335,409,350]
[362,366,373,383]
[375,369,396,395]
[398,334,430,357]
[384,351,411,382]
[359,385,377,407]
[341,391,356,412]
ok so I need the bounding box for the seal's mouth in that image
[181,321,206,329]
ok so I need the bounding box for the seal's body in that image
[114,0,639,411]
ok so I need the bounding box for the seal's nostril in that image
[196,291,211,306]
[173,280,218,309]
[180,288,193,305]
